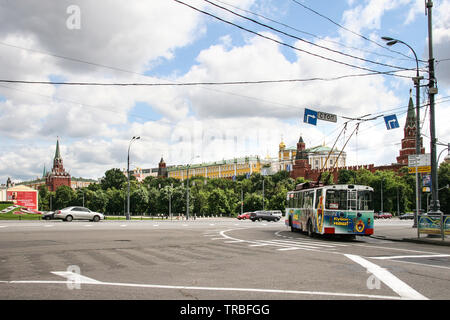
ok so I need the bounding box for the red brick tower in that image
[157,156,168,178]
[397,93,425,165]
[290,136,311,179]
[46,137,71,191]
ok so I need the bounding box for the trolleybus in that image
[285,182,374,237]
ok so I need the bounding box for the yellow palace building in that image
[167,156,263,180]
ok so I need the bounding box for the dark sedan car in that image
[42,211,55,220]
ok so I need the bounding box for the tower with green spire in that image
[397,90,425,165]
[45,137,71,191]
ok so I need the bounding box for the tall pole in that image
[127,136,140,221]
[426,0,441,216]
[381,177,384,213]
[262,176,265,210]
[241,184,243,215]
[381,36,423,228]
[186,165,190,220]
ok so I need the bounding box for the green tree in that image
[243,192,267,212]
[101,168,127,190]
[208,189,231,216]
[38,185,49,211]
[438,163,450,213]
[105,188,125,215]
[130,185,149,215]
[54,185,76,210]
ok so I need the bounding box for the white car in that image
[54,206,104,222]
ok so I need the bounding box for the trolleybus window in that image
[325,190,347,210]
[348,190,357,210]
[315,188,323,209]
[357,190,373,211]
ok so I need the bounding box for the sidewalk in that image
[371,219,450,246]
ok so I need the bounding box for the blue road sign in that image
[384,114,400,130]
[304,108,318,126]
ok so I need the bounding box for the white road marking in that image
[345,254,428,300]
[1,272,402,300]
[257,240,323,250]
[370,254,450,260]
[270,239,337,248]
[120,225,127,227]
[277,247,302,251]
[51,271,102,284]
[0,226,7,228]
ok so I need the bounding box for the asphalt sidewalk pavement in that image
[371,219,450,246]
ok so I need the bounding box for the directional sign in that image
[408,166,431,174]
[304,108,318,126]
[384,114,400,130]
[408,154,431,167]
[317,111,337,123]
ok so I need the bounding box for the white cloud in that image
[0,0,449,184]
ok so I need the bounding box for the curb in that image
[401,237,450,247]
[371,235,450,246]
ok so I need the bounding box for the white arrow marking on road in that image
[345,254,428,300]
[51,271,102,284]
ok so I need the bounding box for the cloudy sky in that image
[1,0,449,183]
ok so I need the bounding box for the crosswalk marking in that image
[270,239,337,248]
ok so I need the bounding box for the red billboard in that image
[7,190,38,210]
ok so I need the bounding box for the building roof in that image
[167,156,261,172]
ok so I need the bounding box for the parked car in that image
[399,212,414,220]
[54,206,104,222]
[268,210,282,218]
[237,212,251,220]
[250,210,281,222]
[378,212,392,219]
[42,211,55,220]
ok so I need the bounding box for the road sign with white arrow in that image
[384,114,400,130]
[304,108,318,126]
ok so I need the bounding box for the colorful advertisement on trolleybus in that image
[285,184,374,237]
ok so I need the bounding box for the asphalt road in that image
[0,218,449,302]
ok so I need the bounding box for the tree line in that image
[38,164,450,216]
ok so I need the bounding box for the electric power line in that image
[203,0,412,72]
[290,0,425,63]
[212,0,422,64]
[173,0,413,78]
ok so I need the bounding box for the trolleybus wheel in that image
[307,220,314,238]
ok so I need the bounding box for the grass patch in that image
[0,212,43,220]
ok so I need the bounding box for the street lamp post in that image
[186,155,200,221]
[127,136,140,220]
[382,36,424,228]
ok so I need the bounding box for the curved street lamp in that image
[127,136,140,220]
[382,36,424,228]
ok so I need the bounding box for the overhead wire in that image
[173,0,413,77]
[290,0,424,63]
[202,0,411,72]
[212,0,420,64]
